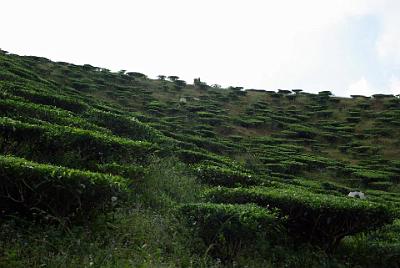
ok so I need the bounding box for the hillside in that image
[0,49,400,267]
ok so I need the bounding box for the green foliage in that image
[288,124,317,139]
[0,207,210,268]
[126,71,147,78]
[1,82,89,112]
[194,164,261,187]
[0,155,127,220]
[177,149,232,166]
[0,98,106,132]
[179,203,284,261]
[0,117,156,169]
[205,186,394,251]
[84,109,162,142]
[134,157,203,208]
[95,163,145,182]
[337,219,400,268]
[352,169,392,183]
[1,50,400,267]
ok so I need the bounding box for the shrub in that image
[352,170,392,184]
[315,110,333,118]
[346,116,362,123]
[194,164,261,187]
[126,72,147,79]
[293,155,335,170]
[280,160,308,174]
[0,155,127,220]
[350,146,380,156]
[205,186,394,251]
[84,109,162,142]
[0,118,156,169]
[0,98,105,132]
[368,181,393,191]
[95,163,145,182]
[179,203,284,261]
[3,85,88,113]
[288,124,317,139]
[177,149,232,166]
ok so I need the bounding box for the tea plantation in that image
[1,49,400,267]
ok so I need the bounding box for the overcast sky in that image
[1,0,400,96]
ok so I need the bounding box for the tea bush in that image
[0,117,156,169]
[0,155,127,220]
[179,203,284,261]
[194,164,261,187]
[205,186,394,251]
[84,109,163,142]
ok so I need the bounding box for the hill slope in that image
[1,49,399,267]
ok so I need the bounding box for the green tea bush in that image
[233,117,265,128]
[293,155,336,170]
[0,118,156,169]
[205,186,394,251]
[352,170,392,184]
[7,65,42,81]
[0,98,105,132]
[179,203,284,261]
[194,164,261,187]
[84,109,162,142]
[315,110,333,118]
[338,219,400,267]
[350,145,380,156]
[346,117,361,123]
[288,124,317,139]
[177,149,232,166]
[280,160,308,174]
[0,155,127,220]
[95,163,145,182]
[368,181,393,191]
[3,85,88,113]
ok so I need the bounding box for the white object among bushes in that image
[348,191,366,199]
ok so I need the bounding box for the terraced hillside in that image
[1,49,400,267]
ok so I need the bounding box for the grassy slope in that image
[0,49,400,267]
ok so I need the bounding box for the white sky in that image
[1,0,400,96]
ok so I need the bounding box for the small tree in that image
[278,89,292,95]
[158,75,166,80]
[168,75,179,81]
[82,64,96,71]
[126,72,147,79]
[292,89,303,94]
[174,79,187,90]
[229,86,244,91]
[350,95,368,99]
[318,91,333,96]
[373,94,394,99]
